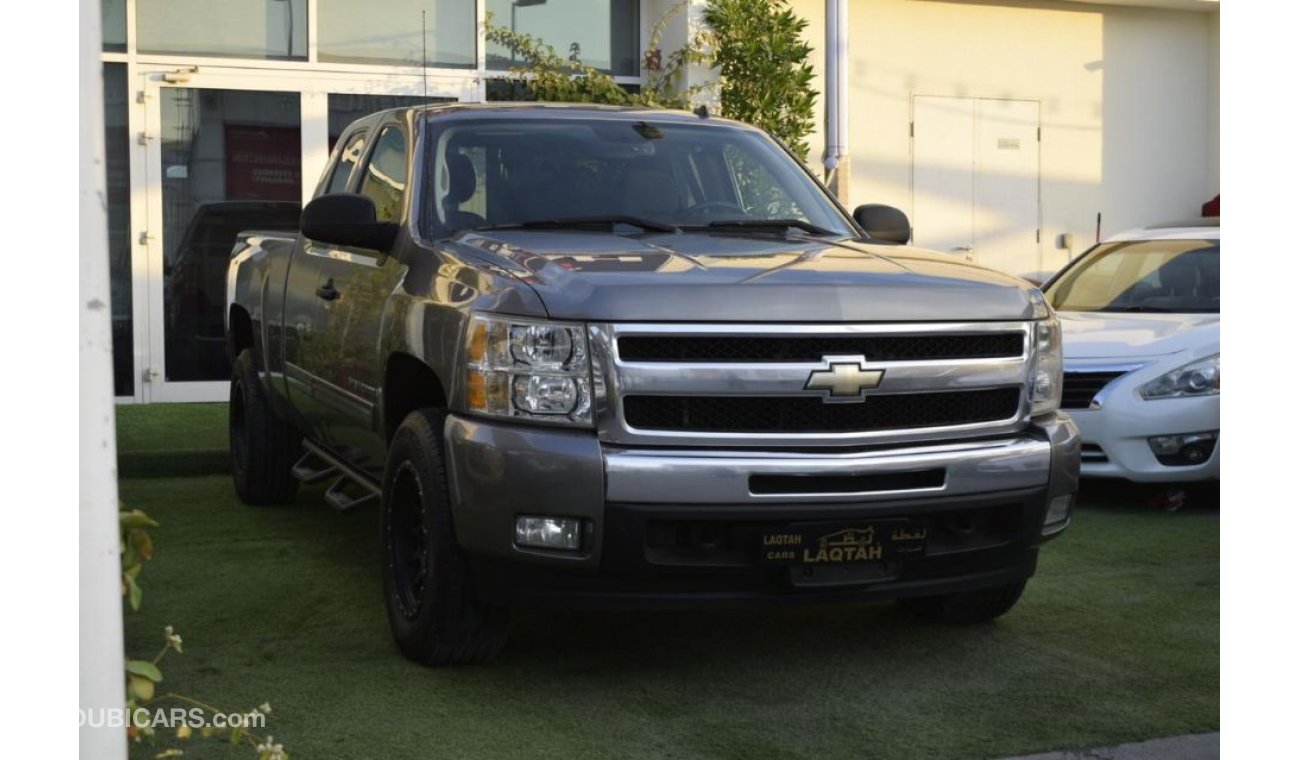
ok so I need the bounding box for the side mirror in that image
[853,204,911,244]
[301,194,399,252]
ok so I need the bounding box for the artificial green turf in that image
[115,403,229,477]
[117,475,1219,760]
[116,403,228,453]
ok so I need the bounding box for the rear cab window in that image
[357,126,409,222]
[323,130,368,195]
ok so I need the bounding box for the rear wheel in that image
[382,408,510,666]
[898,580,1027,624]
[230,349,300,505]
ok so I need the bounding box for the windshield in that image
[420,117,856,239]
[1045,239,1220,314]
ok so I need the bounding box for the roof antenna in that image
[693,104,710,119]
[422,10,429,103]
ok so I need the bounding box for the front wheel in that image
[897,580,1027,624]
[381,408,510,666]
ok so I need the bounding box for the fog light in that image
[1043,494,1074,535]
[1148,431,1218,467]
[514,516,582,551]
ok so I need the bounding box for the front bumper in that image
[1068,396,1220,483]
[444,413,1080,607]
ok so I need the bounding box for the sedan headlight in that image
[1140,354,1220,400]
[464,314,593,426]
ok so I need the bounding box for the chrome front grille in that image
[589,322,1035,448]
[617,332,1025,363]
[1061,371,1128,410]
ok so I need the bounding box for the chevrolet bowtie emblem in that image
[804,358,885,402]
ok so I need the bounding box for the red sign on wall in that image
[224,124,301,201]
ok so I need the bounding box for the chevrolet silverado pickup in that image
[226,103,1081,666]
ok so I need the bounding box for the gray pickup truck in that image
[227,103,1080,666]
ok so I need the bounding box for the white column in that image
[301,90,329,206]
[824,0,850,200]
[80,0,128,755]
[683,0,720,112]
[643,0,720,111]
[824,0,838,169]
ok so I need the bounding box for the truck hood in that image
[1058,311,1221,360]
[451,231,1038,322]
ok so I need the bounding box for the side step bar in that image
[324,477,379,512]
[291,449,339,485]
[298,439,382,512]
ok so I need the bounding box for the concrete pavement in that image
[1000,733,1219,760]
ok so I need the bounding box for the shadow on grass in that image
[1077,477,1220,515]
[119,475,1218,760]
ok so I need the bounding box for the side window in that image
[358,126,407,222]
[325,132,366,194]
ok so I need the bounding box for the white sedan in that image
[1042,221,1219,482]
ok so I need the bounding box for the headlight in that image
[1029,294,1063,415]
[464,314,592,426]
[1140,354,1219,400]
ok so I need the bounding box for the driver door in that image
[307,122,412,478]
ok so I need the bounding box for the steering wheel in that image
[683,201,748,220]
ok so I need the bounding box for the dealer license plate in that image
[759,521,927,566]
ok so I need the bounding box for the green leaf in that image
[120,509,160,529]
[128,673,155,702]
[125,571,143,611]
[126,659,163,682]
[130,528,155,560]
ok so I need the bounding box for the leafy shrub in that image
[119,506,287,758]
[703,0,818,160]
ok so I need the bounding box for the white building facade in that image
[99,0,1218,403]
[792,0,1219,278]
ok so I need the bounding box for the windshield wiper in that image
[693,219,837,236]
[474,215,679,234]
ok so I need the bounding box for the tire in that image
[230,349,301,505]
[898,580,1027,624]
[382,408,510,666]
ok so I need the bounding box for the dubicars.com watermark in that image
[80,706,267,730]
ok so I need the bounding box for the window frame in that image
[320,127,371,196]
[354,122,411,224]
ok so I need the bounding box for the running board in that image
[324,477,380,513]
[291,449,338,485]
[299,439,382,512]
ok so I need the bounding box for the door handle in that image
[315,279,340,301]
[952,246,973,252]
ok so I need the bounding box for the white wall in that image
[789,0,1218,272]
[1100,5,1215,234]
[1208,9,1219,197]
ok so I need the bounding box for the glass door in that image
[139,68,472,402]
[142,72,306,402]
